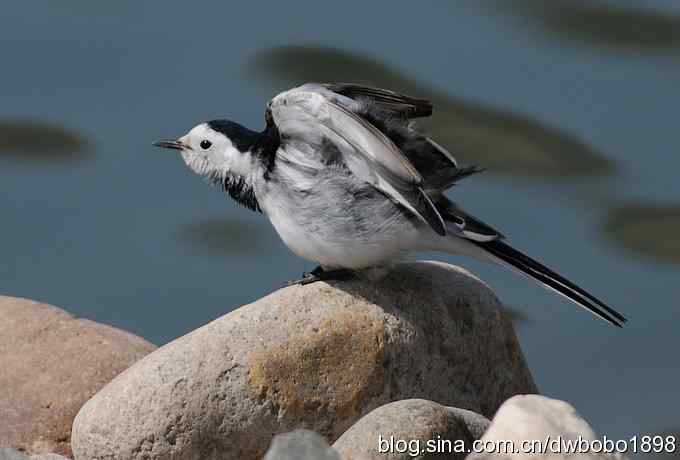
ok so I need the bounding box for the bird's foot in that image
[286,266,355,286]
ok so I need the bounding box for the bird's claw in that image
[285,271,320,286]
[285,266,355,286]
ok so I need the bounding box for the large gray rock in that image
[0,296,155,457]
[72,261,536,460]
[263,430,340,460]
[333,399,490,460]
[468,395,627,460]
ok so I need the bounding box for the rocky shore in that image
[1,261,622,460]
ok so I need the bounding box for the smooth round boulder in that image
[72,261,536,460]
[333,399,491,460]
[468,395,628,460]
[0,296,155,457]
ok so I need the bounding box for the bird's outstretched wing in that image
[320,83,468,190]
[269,84,446,236]
[322,82,433,118]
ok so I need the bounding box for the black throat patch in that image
[208,171,261,212]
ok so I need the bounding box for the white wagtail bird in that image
[154,83,627,327]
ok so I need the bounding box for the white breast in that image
[256,161,426,269]
[260,195,409,269]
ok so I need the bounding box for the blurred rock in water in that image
[176,217,274,256]
[250,46,614,179]
[485,0,680,53]
[604,203,680,265]
[0,119,91,165]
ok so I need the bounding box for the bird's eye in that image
[200,140,212,150]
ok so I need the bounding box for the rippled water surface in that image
[2,0,679,445]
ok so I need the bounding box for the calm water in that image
[2,0,679,444]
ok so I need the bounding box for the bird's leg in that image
[286,266,355,286]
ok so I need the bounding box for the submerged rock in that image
[72,261,535,460]
[0,296,155,457]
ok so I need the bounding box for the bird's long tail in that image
[473,239,627,327]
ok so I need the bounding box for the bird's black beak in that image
[153,139,184,150]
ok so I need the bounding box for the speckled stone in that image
[0,297,155,457]
[72,261,535,460]
[333,399,491,460]
[468,395,628,460]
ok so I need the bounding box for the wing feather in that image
[322,83,433,118]
[320,83,472,191]
[270,86,446,236]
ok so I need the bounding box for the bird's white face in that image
[180,123,246,177]
[155,123,252,179]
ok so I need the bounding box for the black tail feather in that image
[476,239,626,327]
